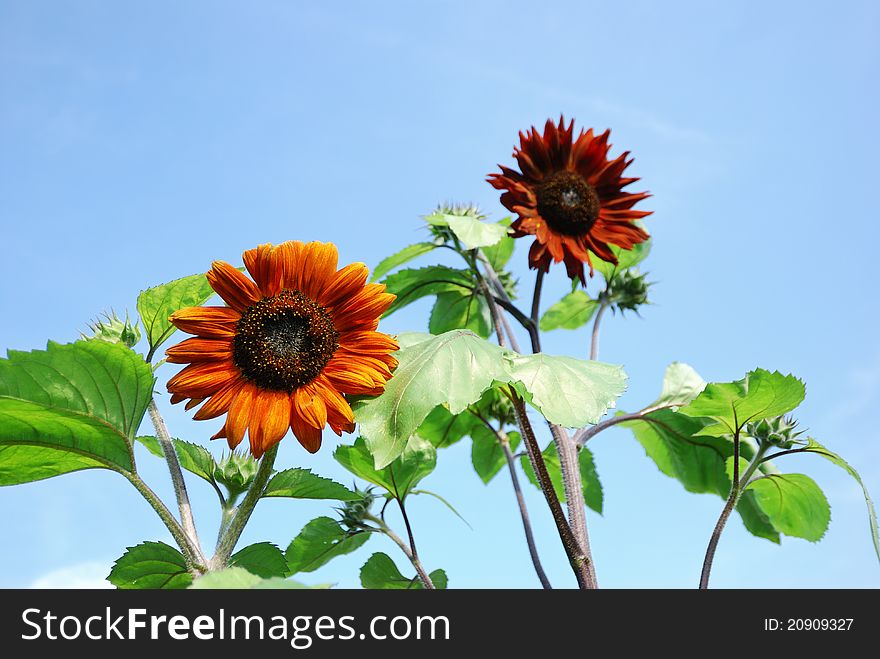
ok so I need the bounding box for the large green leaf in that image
[0,398,134,474]
[649,362,706,409]
[0,340,154,437]
[334,436,435,500]
[507,353,627,428]
[539,290,599,331]
[286,517,370,574]
[359,552,447,589]
[0,445,107,485]
[190,567,260,589]
[803,439,879,562]
[745,473,830,541]
[108,541,192,589]
[680,369,805,435]
[352,331,510,468]
[480,220,515,271]
[429,291,492,338]
[263,468,359,501]
[416,405,477,449]
[381,266,474,317]
[623,409,780,542]
[471,426,520,484]
[591,238,652,280]
[426,212,509,249]
[520,442,603,513]
[229,542,289,578]
[136,435,215,484]
[137,272,216,360]
[370,242,440,283]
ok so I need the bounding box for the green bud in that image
[213,451,260,497]
[746,415,804,449]
[82,310,141,348]
[338,486,377,533]
[606,269,651,314]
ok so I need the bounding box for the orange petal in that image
[165,337,234,364]
[299,242,339,300]
[290,407,323,453]
[193,378,245,420]
[243,243,283,298]
[167,360,240,398]
[317,262,369,308]
[206,261,261,312]
[170,306,240,338]
[279,241,307,292]
[337,330,399,354]
[312,376,355,435]
[248,390,291,459]
[293,385,328,430]
[226,381,258,450]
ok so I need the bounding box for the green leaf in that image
[229,542,289,578]
[263,468,359,501]
[480,221,515,271]
[0,399,134,474]
[416,405,477,449]
[190,567,261,589]
[680,369,806,435]
[286,517,370,574]
[507,353,627,428]
[591,237,652,280]
[0,445,107,485]
[471,426,520,484]
[429,291,492,338]
[0,340,154,437]
[426,212,510,249]
[745,473,830,541]
[623,409,780,542]
[359,552,447,589]
[334,436,436,499]
[540,290,599,331]
[649,362,706,409]
[802,438,879,562]
[381,266,475,317]
[108,541,192,589]
[520,442,602,513]
[370,242,440,283]
[137,272,216,360]
[251,579,333,589]
[352,330,511,467]
[135,435,216,484]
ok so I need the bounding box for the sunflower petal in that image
[206,260,261,312]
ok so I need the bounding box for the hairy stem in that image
[147,400,203,561]
[590,302,609,361]
[365,512,435,589]
[210,445,278,569]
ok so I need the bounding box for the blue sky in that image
[1,0,878,588]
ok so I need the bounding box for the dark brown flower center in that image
[232,290,339,392]
[536,170,601,236]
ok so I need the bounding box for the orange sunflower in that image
[165,241,398,458]
[488,116,651,285]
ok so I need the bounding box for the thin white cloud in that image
[30,562,113,589]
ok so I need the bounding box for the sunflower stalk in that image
[147,399,204,563]
[210,444,278,570]
[363,512,435,589]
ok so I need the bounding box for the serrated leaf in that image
[108,541,192,589]
[285,517,370,574]
[190,567,261,589]
[359,552,447,589]
[0,340,154,437]
[507,353,627,428]
[263,468,359,501]
[429,291,492,338]
[370,242,440,283]
[137,272,216,360]
[135,435,215,484]
[470,426,520,484]
[803,438,879,563]
[381,266,475,317]
[334,436,435,499]
[650,362,706,409]
[520,442,603,513]
[230,542,289,578]
[680,369,806,435]
[352,330,511,468]
[480,221,515,271]
[426,212,510,249]
[540,290,599,331]
[590,238,652,280]
[0,445,107,485]
[416,405,477,449]
[745,473,830,541]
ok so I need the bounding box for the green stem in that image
[590,301,609,361]
[364,512,435,589]
[210,445,278,569]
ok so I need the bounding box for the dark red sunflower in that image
[488,116,651,285]
[164,241,398,458]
